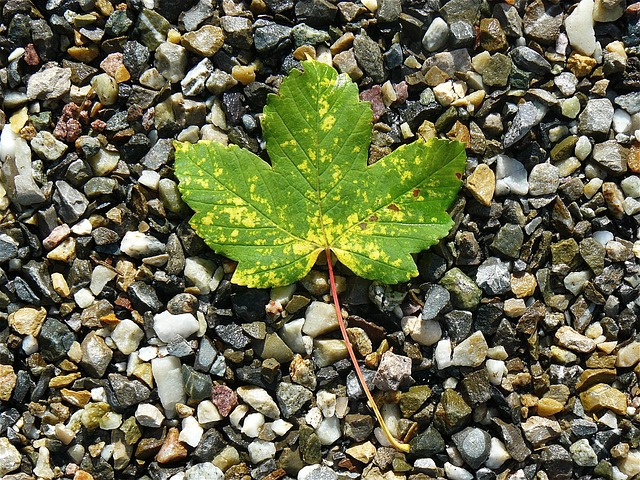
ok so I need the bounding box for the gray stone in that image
[421,284,450,320]
[529,163,559,196]
[476,257,511,295]
[39,318,75,362]
[353,32,386,83]
[452,427,491,469]
[27,66,71,100]
[109,373,151,407]
[182,365,213,402]
[592,140,628,174]
[220,16,253,49]
[614,91,640,115]
[81,331,113,378]
[510,46,551,75]
[373,351,412,391]
[523,0,563,45]
[53,181,89,223]
[276,382,313,418]
[578,99,614,137]
[503,101,549,148]
[494,4,523,37]
[410,426,445,456]
[253,20,291,53]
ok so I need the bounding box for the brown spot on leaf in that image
[413,189,420,197]
[388,204,399,211]
[359,222,367,230]
[369,215,378,222]
[455,172,462,179]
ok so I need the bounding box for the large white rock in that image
[153,311,199,343]
[151,356,186,418]
[111,319,145,355]
[237,386,280,419]
[120,231,165,258]
[302,301,338,337]
[565,0,596,56]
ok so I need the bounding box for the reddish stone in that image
[24,43,40,66]
[211,384,237,417]
[360,85,386,121]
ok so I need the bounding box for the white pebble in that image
[435,338,452,370]
[593,230,614,245]
[71,219,93,235]
[485,437,511,469]
[575,136,592,161]
[184,258,223,295]
[33,446,54,480]
[111,319,144,355]
[179,416,203,447]
[315,415,341,445]
[229,404,249,429]
[422,17,449,52]
[248,440,276,464]
[564,0,596,56]
[22,335,38,355]
[120,231,165,258]
[444,462,473,480]
[153,311,199,343]
[486,359,506,385]
[401,316,442,346]
[90,265,118,295]
[280,318,308,354]
[303,301,338,337]
[139,170,161,190]
[197,400,222,426]
[138,346,158,361]
[563,271,591,295]
[271,418,293,436]
[151,356,186,418]
[73,288,95,308]
[237,385,280,419]
[241,412,265,438]
[305,406,323,429]
[135,403,165,428]
[317,390,336,418]
[613,109,632,134]
[621,176,640,198]
[494,155,529,196]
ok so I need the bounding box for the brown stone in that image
[8,307,47,336]
[628,143,640,173]
[0,365,17,401]
[575,369,617,392]
[580,383,627,415]
[466,163,495,206]
[156,428,188,464]
[567,52,597,77]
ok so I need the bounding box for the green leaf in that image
[175,60,466,288]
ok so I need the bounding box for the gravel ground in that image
[1,0,640,480]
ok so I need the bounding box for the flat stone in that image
[580,383,628,415]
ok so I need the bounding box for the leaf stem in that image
[324,248,411,453]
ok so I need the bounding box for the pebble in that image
[579,99,614,137]
[111,319,145,355]
[0,437,21,476]
[248,440,276,464]
[120,231,166,258]
[476,257,511,295]
[402,316,441,346]
[152,356,186,418]
[494,155,529,196]
[528,163,559,196]
[303,301,338,337]
[179,415,204,447]
[27,66,71,100]
[135,403,165,428]
[237,386,280,419]
[555,326,596,353]
[452,427,491,469]
[565,0,596,56]
[155,42,188,83]
[466,163,495,206]
[422,17,449,52]
[182,25,224,56]
[451,331,488,367]
[154,311,200,343]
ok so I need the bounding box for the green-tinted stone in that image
[409,425,445,456]
[120,416,141,445]
[135,9,170,51]
[81,402,111,430]
[400,385,432,417]
[551,238,580,268]
[435,106,458,133]
[106,10,133,37]
[259,332,294,363]
[579,238,605,274]
[551,135,578,162]
[440,268,481,310]
[491,223,523,258]
[182,365,213,402]
[299,425,322,464]
[392,457,412,472]
[279,447,304,476]
[433,389,472,435]
[509,64,534,89]
[482,53,512,87]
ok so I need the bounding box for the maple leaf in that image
[175,60,466,289]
